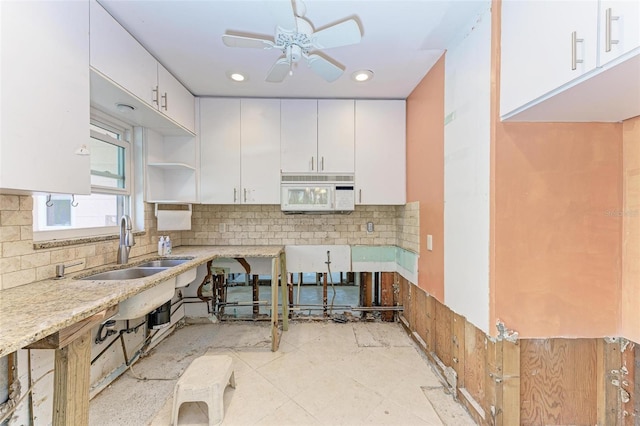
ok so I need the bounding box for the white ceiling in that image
[98,0,489,99]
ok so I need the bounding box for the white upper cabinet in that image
[355,100,406,205]
[281,100,318,173]
[241,99,281,204]
[280,99,355,174]
[90,0,157,106]
[501,0,598,117]
[199,98,241,204]
[598,0,640,67]
[90,1,195,133]
[317,100,355,174]
[157,64,197,134]
[0,0,91,195]
[501,0,640,121]
[200,98,281,205]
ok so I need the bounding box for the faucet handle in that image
[55,260,84,279]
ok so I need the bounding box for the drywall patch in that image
[496,320,519,342]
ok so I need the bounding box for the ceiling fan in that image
[222,0,362,83]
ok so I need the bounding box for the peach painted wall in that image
[490,0,623,338]
[622,115,640,343]
[492,122,622,338]
[406,55,445,301]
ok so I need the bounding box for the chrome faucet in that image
[116,215,135,264]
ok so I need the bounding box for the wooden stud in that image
[361,272,373,319]
[288,273,294,317]
[252,274,259,318]
[380,272,394,321]
[52,330,91,426]
[620,340,635,426]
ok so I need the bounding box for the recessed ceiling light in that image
[115,103,135,112]
[352,70,374,82]
[229,72,246,82]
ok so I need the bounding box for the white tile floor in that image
[90,321,475,425]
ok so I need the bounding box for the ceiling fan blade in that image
[266,57,291,83]
[311,19,362,49]
[306,54,343,82]
[222,34,275,49]
[266,0,297,31]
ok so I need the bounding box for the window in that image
[33,110,134,240]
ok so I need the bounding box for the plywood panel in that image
[434,299,453,366]
[414,286,429,346]
[425,293,436,353]
[520,339,597,426]
[452,313,466,389]
[465,321,487,406]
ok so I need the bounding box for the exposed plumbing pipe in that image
[326,250,337,316]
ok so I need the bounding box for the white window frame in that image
[33,109,136,241]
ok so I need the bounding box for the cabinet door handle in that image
[233,188,237,203]
[359,189,362,203]
[161,92,168,110]
[571,31,584,71]
[605,8,619,52]
[152,86,159,106]
[321,156,324,171]
[311,156,314,171]
[243,188,247,202]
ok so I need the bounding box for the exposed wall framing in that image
[398,275,638,425]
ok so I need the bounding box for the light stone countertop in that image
[0,245,284,358]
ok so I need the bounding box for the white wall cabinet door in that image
[280,99,317,173]
[157,64,196,133]
[500,0,598,117]
[318,100,354,173]
[0,0,90,195]
[199,98,241,204]
[599,0,640,67]
[355,100,406,205]
[241,99,281,204]
[90,0,157,107]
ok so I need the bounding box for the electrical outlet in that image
[366,222,374,233]
[219,223,226,233]
[427,235,433,251]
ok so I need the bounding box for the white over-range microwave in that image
[280,173,355,214]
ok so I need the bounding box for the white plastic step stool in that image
[171,354,236,426]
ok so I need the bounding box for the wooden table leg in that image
[271,256,280,352]
[53,330,91,426]
[280,251,289,332]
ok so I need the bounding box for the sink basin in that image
[137,259,190,268]
[112,278,176,320]
[80,266,176,320]
[80,267,167,281]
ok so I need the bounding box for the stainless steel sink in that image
[80,267,167,281]
[137,259,190,268]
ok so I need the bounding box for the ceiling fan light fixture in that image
[228,72,246,82]
[352,70,374,82]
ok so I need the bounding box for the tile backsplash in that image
[182,204,400,246]
[0,193,421,290]
[0,194,180,290]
